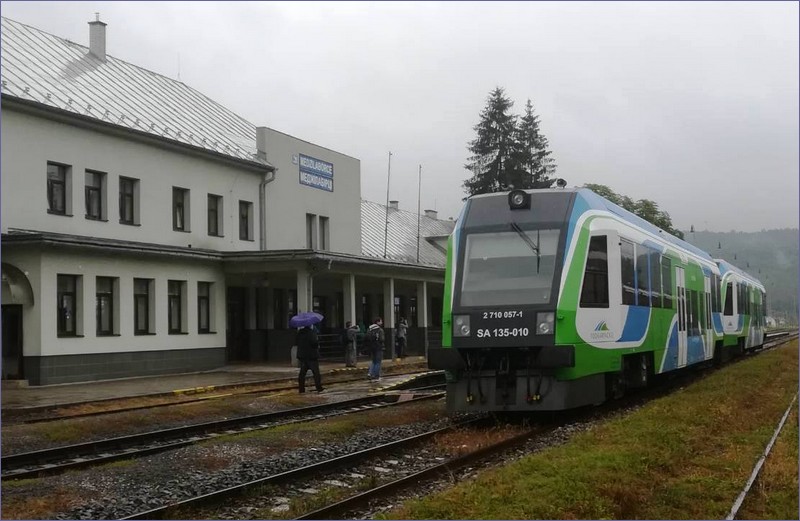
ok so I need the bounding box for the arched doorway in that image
[1,263,34,380]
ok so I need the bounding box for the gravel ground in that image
[3,411,456,520]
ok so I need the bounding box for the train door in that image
[704,275,713,359]
[676,267,688,367]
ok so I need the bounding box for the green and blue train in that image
[429,187,766,412]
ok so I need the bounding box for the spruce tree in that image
[463,87,519,197]
[514,99,556,188]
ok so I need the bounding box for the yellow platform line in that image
[173,385,217,396]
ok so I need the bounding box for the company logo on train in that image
[428,185,767,412]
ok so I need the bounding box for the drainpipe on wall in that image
[256,127,276,250]
[259,169,276,250]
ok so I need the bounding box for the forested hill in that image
[683,229,798,323]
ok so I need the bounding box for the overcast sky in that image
[3,1,798,232]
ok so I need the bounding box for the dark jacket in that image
[367,323,385,353]
[296,327,320,360]
[346,325,359,344]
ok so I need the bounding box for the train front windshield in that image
[459,228,561,307]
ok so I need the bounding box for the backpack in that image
[362,328,379,354]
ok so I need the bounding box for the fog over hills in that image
[684,229,798,324]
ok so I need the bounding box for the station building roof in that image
[0,16,265,165]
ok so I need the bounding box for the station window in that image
[57,274,81,336]
[119,177,139,225]
[208,194,223,236]
[239,200,253,241]
[134,278,153,335]
[319,216,330,251]
[620,240,636,305]
[168,280,186,334]
[580,235,609,308]
[85,170,106,221]
[173,187,190,231]
[96,276,117,336]
[47,162,71,216]
[306,213,317,249]
[198,282,213,333]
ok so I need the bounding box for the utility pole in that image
[383,151,392,258]
[416,164,422,263]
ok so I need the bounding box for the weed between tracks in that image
[386,340,799,520]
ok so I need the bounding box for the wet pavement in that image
[1,357,429,412]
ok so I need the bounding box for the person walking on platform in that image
[344,321,359,367]
[396,317,408,359]
[366,317,386,382]
[296,326,324,393]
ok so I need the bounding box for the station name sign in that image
[298,154,334,192]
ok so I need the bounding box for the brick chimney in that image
[88,14,107,62]
[389,200,399,210]
[424,209,438,219]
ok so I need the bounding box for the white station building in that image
[0,17,453,385]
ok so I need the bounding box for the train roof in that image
[573,188,716,263]
[469,187,715,262]
[714,259,765,290]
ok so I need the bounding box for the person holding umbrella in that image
[291,312,325,393]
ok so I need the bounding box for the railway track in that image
[4,335,794,520]
[120,416,495,520]
[1,385,445,481]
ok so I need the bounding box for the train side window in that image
[620,240,636,305]
[635,246,651,307]
[723,282,733,315]
[711,274,720,312]
[661,256,673,309]
[649,250,662,308]
[580,236,609,308]
[687,289,700,336]
[698,291,706,333]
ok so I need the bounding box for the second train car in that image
[429,187,766,412]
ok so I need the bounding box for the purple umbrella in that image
[289,311,324,328]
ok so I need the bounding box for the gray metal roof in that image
[361,200,455,267]
[0,17,263,164]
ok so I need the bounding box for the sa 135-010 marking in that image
[476,327,530,338]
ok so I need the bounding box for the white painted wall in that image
[8,249,226,357]
[1,108,263,251]
[1,250,43,356]
[261,128,362,254]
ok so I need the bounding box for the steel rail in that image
[2,391,444,481]
[295,427,538,520]
[726,393,798,520]
[119,417,486,520]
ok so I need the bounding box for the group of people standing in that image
[296,316,409,392]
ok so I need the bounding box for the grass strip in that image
[736,404,799,520]
[388,341,799,520]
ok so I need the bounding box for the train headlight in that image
[453,315,471,337]
[508,189,531,210]
[536,312,555,335]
